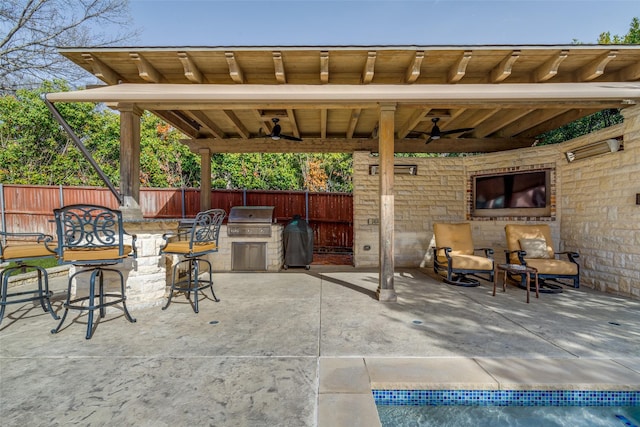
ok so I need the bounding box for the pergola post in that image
[376,103,397,302]
[119,105,143,219]
[200,148,212,211]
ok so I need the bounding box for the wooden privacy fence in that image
[0,184,353,252]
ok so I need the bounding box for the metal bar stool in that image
[48,204,137,339]
[0,231,59,325]
[159,208,226,313]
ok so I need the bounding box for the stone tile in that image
[318,393,381,427]
[366,357,499,390]
[475,358,640,390]
[319,357,370,393]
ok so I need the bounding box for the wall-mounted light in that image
[565,138,622,163]
[369,164,418,175]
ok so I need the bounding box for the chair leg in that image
[1,266,58,326]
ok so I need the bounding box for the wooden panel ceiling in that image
[58,45,640,153]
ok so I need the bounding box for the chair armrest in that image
[474,247,494,258]
[161,230,190,242]
[504,249,527,265]
[556,251,579,263]
[432,246,453,260]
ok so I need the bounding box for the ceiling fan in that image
[257,118,303,141]
[410,118,474,144]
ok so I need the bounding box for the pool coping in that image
[317,356,640,427]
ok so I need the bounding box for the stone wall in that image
[352,105,640,298]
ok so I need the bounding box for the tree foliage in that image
[0,0,137,94]
[598,17,640,44]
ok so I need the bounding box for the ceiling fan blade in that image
[440,127,474,136]
[281,134,303,142]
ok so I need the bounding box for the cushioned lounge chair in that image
[432,223,494,287]
[504,224,579,291]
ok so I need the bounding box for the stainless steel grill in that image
[226,206,275,237]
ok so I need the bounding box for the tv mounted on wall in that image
[472,169,552,218]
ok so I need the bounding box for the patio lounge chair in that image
[0,231,59,325]
[48,204,137,339]
[504,224,579,291]
[159,208,226,313]
[432,223,494,287]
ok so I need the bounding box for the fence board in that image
[1,185,353,251]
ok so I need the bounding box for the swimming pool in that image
[374,390,640,427]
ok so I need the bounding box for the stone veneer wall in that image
[352,105,640,298]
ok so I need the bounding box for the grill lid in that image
[228,206,275,223]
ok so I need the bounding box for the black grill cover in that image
[283,215,314,268]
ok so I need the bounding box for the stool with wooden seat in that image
[48,204,137,339]
[0,231,59,325]
[159,208,226,313]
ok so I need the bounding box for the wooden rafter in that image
[320,109,327,138]
[177,52,203,83]
[362,51,376,84]
[153,110,199,138]
[286,109,300,139]
[273,51,286,83]
[473,109,535,137]
[618,62,640,81]
[576,50,618,81]
[223,110,250,139]
[225,52,244,83]
[533,50,569,82]
[448,51,472,83]
[320,51,329,84]
[490,50,520,83]
[397,108,431,138]
[496,108,569,137]
[405,51,424,83]
[81,53,122,85]
[188,110,226,139]
[129,53,162,83]
[347,109,361,138]
[518,108,602,138]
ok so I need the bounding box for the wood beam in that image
[534,50,569,82]
[519,108,602,138]
[320,109,327,138]
[222,110,250,139]
[320,51,329,84]
[405,51,424,83]
[362,51,376,84]
[273,51,286,84]
[496,108,568,137]
[346,108,361,138]
[576,50,618,81]
[129,53,162,83]
[490,50,520,83]
[187,110,226,139]
[199,148,211,211]
[473,108,535,137]
[286,109,300,139]
[119,106,141,214]
[448,51,472,83]
[377,103,397,302]
[618,61,640,81]
[225,52,244,83]
[182,137,535,154]
[177,52,204,83]
[397,108,430,138]
[81,53,122,85]
[152,110,200,138]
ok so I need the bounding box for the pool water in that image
[374,390,640,427]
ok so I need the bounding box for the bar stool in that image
[48,204,137,339]
[0,231,59,325]
[159,208,226,313]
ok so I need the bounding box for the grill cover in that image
[283,215,314,269]
[228,206,275,223]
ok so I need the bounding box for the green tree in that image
[540,17,638,145]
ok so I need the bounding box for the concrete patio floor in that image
[1,267,639,426]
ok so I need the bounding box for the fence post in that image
[243,189,247,206]
[305,190,309,222]
[58,184,64,208]
[181,187,186,218]
[0,183,5,238]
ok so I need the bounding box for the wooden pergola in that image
[45,45,640,301]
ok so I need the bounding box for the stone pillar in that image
[119,105,143,219]
[376,103,397,302]
[200,148,212,212]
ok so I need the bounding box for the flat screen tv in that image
[472,169,551,217]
